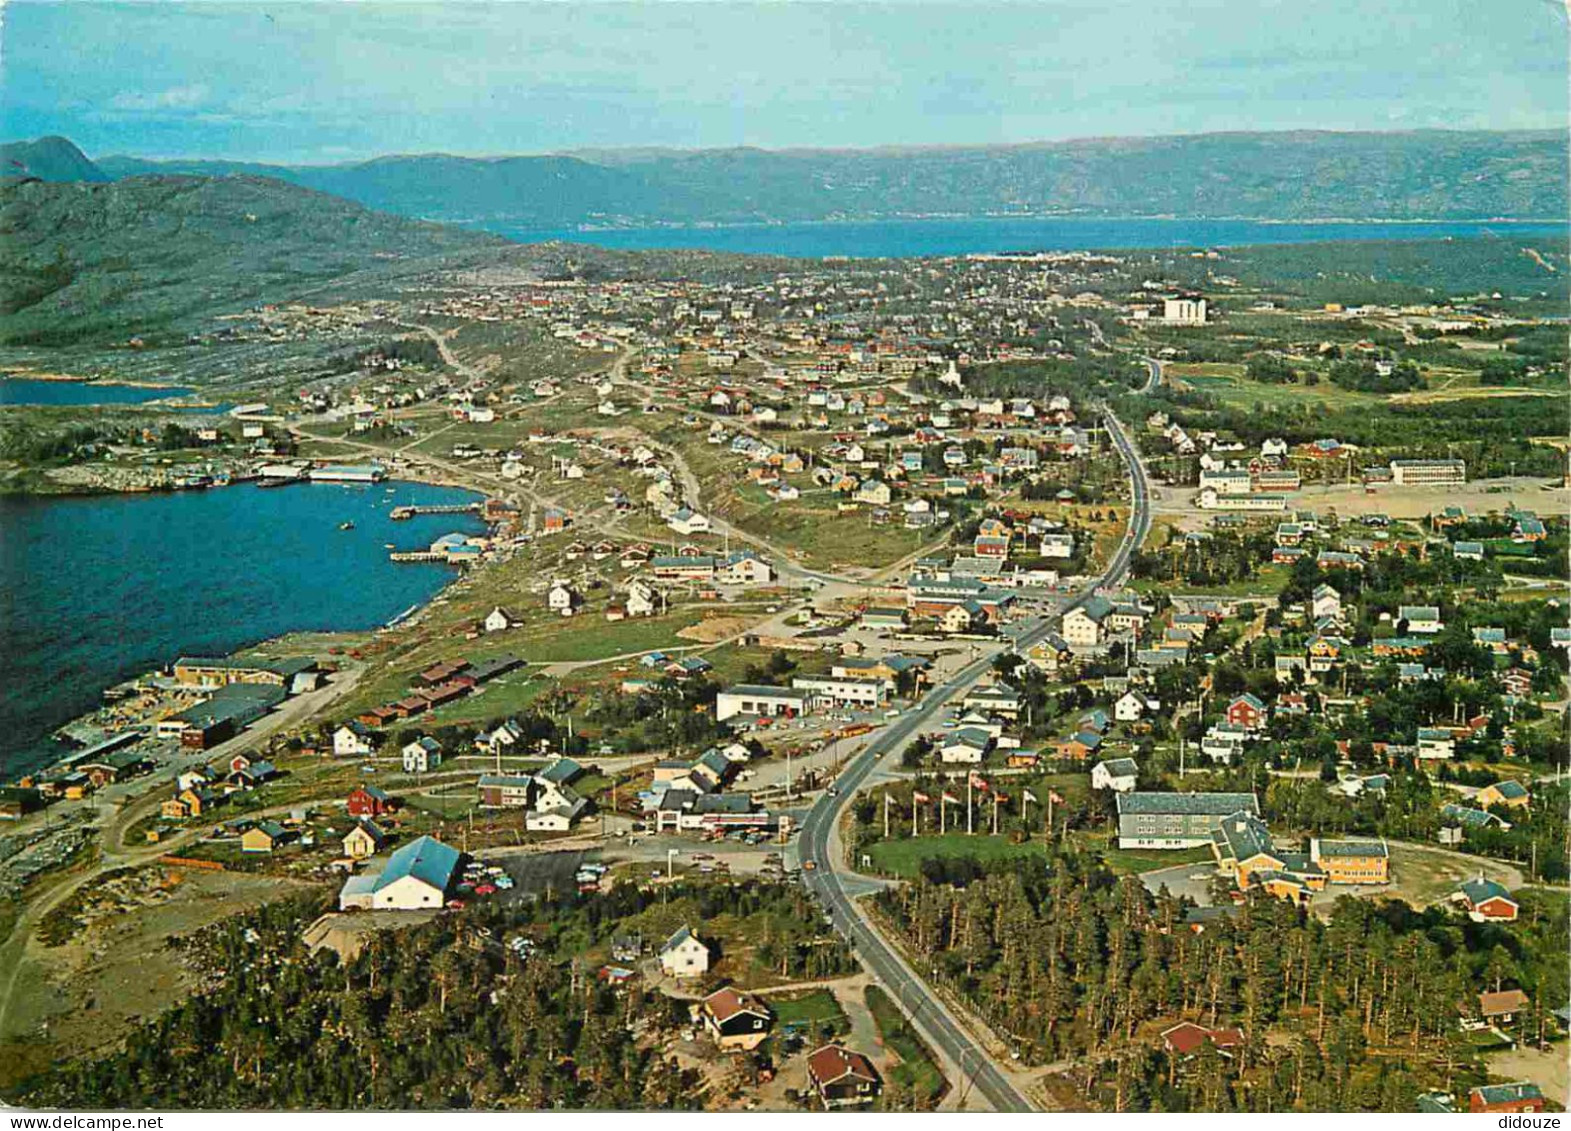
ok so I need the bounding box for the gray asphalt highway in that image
[796,403,1153,1111]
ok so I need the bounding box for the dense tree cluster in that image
[874,854,1567,1110]
[19,896,698,1110]
[19,876,856,1110]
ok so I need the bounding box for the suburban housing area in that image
[0,126,1566,1116]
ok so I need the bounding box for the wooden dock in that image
[390,503,482,520]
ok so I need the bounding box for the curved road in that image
[796,405,1151,1111]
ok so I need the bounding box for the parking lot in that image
[490,849,585,901]
[1140,861,1223,905]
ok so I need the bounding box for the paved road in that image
[1139,356,1163,395]
[796,404,1153,1111]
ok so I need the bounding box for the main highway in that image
[795,403,1152,1110]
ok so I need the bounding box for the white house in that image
[1039,533,1076,560]
[338,835,460,911]
[402,736,443,774]
[1063,596,1114,648]
[484,606,521,633]
[961,684,1022,719]
[854,480,892,506]
[716,684,810,723]
[1199,467,1251,495]
[939,727,992,764]
[1114,691,1157,723]
[1201,724,1249,765]
[333,722,374,757]
[1091,758,1139,792]
[659,926,712,977]
[1399,605,1443,634]
[547,581,581,617]
[626,580,662,617]
[1416,727,1456,760]
[715,550,774,586]
[1311,585,1342,622]
[667,507,712,535]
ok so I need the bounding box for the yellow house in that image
[1310,838,1389,884]
[342,819,388,860]
[1475,780,1530,811]
[241,821,290,854]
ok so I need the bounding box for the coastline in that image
[2,474,492,781]
[0,370,195,392]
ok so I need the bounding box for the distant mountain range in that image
[16,130,1566,230]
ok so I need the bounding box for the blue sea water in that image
[0,378,197,407]
[0,481,487,777]
[487,216,1567,259]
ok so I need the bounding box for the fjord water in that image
[491,216,1565,258]
[0,481,486,777]
[0,378,196,406]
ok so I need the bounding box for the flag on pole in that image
[993,791,1009,804]
[912,791,931,803]
[884,794,895,806]
[1022,788,1039,804]
[941,791,960,804]
[1048,790,1066,804]
[969,772,990,792]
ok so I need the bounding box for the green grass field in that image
[865,833,1050,878]
[512,608,712,663]
[1177,372,1381,412]
[865,985,947,1106]
[1128,564,1290,598]
[768,988,847,1034]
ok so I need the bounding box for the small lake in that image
[0,480,488,777]
[484,216,1568,259]
[0,378,197,407]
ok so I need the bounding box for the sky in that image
[2,0,1566,164]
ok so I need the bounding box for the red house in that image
[347,785,398,818]
[1161,1022,1244,1059]
[1469,1083,1545,1113]
[1457,878,1519,922]
[1224,693,1267,731]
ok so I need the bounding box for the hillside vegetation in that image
[0,174,507,346]
[95,129,1566,229]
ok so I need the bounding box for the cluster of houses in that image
[656,927,883,1109]
[475,750,592,832]
[11,732,154,807]
[640,743,776,837]
[689,383,1092,530]
[157,751,283,822]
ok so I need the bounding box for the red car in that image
[473,883,497,896]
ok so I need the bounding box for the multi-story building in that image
[1116,791,1260,849]
[1389,459,1466,486]
[1309,838,1390,884]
